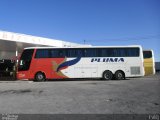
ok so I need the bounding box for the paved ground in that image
[0,73,160,114]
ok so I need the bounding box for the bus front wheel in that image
[103,70,113,80]
[35,72,46,82]
[115,70,125,80]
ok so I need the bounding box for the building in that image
[0,31,83,60]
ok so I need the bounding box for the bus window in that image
[143,51,152,59]
[35,49,49,58]
[18,49,34,71]
[84,49,98,57]
[50,49,66,58]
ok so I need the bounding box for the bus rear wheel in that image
[115,70,125,80]
[35,72,46,82]
[103,70,113,80]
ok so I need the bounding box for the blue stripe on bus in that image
[56,56,81,72]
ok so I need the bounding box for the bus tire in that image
[35,72,46,82]
[103,70,113,80]
[115,70,125,80]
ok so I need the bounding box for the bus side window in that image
[50,49,57,58]
[108,48,114,57]
[101,49,106,57]
[35,49,49,58]
[76,49,84,57]
[58,49,65,58]
[143,51,152,58]
[117,48,126,57]
[125,48,139,57]
[67,49,76,57]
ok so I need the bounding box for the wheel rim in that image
[117,72,124,79]
[104,72,111,80]
[38,74,44,80]
[36,73,45,81]
[104,74,109,79]
[118,73,123,78]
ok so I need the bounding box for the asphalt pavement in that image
[0,73,159,114]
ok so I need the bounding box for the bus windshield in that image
[18,49,34,71]
[143,51,152,59]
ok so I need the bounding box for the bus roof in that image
[143,49,154,52]
[24,45,142,50]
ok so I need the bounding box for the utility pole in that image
[84,40,86,44]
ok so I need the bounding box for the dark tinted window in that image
[101,48,114,57]
[50,49,66,58]
[35,49,50,58]
[115,48,126,57]
[18,49,34,71]
[143,51,152,58]
[125,48,139,57]
[21,49,34,60]
[67,49,76,57]
[66,49,84,57]
[34,47,139,58]
[35,49,66,58]
[100,48,139,57]
[84,49,98,57]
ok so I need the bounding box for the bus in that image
[17,45,145,81]
[143,50,155,75]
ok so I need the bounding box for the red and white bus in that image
[17,45,145,81]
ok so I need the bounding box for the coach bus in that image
[17,45,145,81]
[143,50,155,75]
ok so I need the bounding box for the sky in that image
[0,0,160,61]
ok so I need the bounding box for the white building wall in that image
[0,31,82,47]
[0,30,86,60]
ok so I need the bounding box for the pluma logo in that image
[91,58,124,62]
